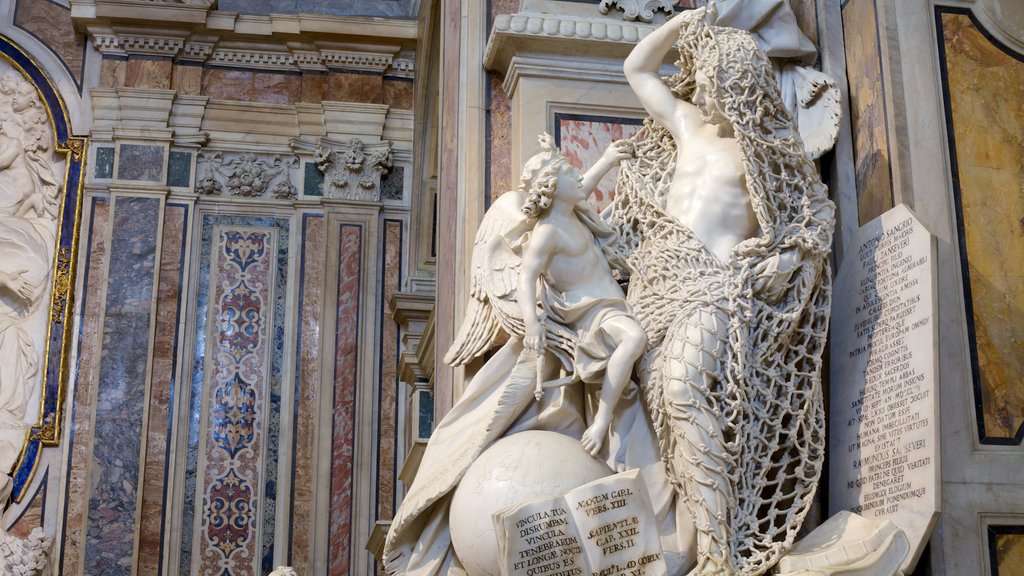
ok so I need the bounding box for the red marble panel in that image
[100,59,126,88]
[8,474,46,539]
[136,204,187,576]
[558,116,643,213]
[325,72,383,104]
[789,0,819,47]
[301,73,326,103]
[59,198,111,575]
[125,58,172,90]
[490,0,519,17]
[14,0,84,85]
[488,74,513,203]
[172,64,203,95]
[329,225,361,576]
[290,215,325,575]
[253,72,302,104]
[377,220,402,519]
[383,78,414,110]
[201,68,255,101]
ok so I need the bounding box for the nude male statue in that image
[613,7,835,575]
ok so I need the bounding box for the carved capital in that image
[599,0,676,23]
[316,138,393,201]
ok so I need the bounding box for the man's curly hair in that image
[519,132,568,218]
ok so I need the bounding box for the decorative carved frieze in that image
[120,34,185,56]
[208,49,295,70]
[195,151,299,200]
[320,50,393,72]
[181,41,215,62]
[598,0,675,23]
[388,58,416,78]
[315,138,393,201]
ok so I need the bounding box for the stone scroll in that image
[829,204,940,572]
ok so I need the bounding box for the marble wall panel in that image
[326,71,383,104]
[842,0,894,225]
[83,196,161,576]
[329,224,362,576]
[59,197,110,575]
[100,58,127,89]
[938,9,1024,443]
[218,0,417,17]
[172,64,203,96]
[289,215,325,575]
[789,0,819,47]
[301,72,327,103]
[377,219,403,520]
[383,77,414,110]
[8,472,46,539]
[992,528,1024,576]
[201,68,255,101]
[14,0,85,85]
[488,73,513,204]
[136,203,188,576]
[252,72,302,105]
[555,114,643,213]
[117,144,164,182]
[180,215,290,576]
[125,57,172,90]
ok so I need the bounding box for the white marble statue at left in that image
[383,135,690,575]
[0,71,60,573]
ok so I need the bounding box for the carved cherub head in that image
[0,72,50,154]
[519,132,572,218]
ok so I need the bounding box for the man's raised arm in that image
[623,12,690,138]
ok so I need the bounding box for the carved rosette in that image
[315,138,393,201]
[195,151,299,200]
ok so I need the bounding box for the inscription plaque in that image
[829,204,939,572]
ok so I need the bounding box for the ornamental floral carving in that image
[195,151,299,200]
[315,138,393,201]
[599,0,676,23]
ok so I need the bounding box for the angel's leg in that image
[661,307,734,576]
[581,315,646,455]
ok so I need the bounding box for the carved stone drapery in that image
[314,138,393,201]
[195,151,299,200]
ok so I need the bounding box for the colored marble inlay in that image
[94,147,114,179]
[125,57,172,90]
[84,196,161,576]
[938,10,1024,443]
[378,220,403,519]
[556,114,643,213]
[60,197,110,576]
[304,162,324,196]
[381,166,404,201]
[117,144,165,182]
[136,203,188,575]
[198,228,274,576]
[329,225,362,576]
[842,0,894,225]
[14,0,85,85]
[167,151,193,188]
[289,215,325,574]
[990,526,1024,576]
[8,472,46,539]
[181,215,290,576]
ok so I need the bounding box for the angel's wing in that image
[444,191,578,368]
[444,191,531,366]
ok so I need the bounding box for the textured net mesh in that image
[607,10,834,575]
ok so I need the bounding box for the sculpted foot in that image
[581,413,611,456]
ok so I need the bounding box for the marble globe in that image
[448,430,613,576]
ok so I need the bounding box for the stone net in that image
[607,10,835,575]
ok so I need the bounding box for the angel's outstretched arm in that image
[579,141,633,199]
